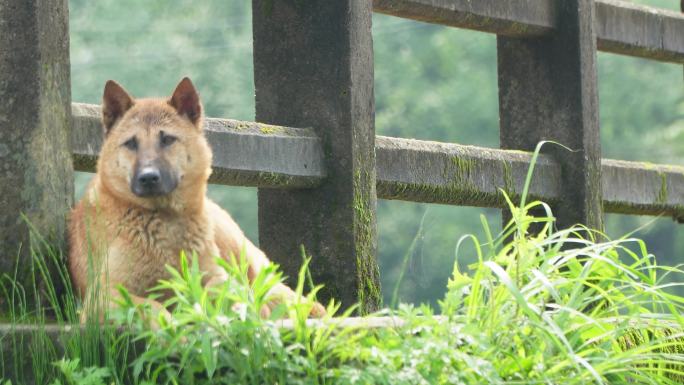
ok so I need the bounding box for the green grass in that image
[3,200,684,384]
[2,144,684,384]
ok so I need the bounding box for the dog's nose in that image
[137,167,161,187]
[131,164,177,197]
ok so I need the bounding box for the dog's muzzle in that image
[131,165,177,197]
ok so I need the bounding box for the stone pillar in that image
[252,0,380,313]
[0,0,73,291]
[497,0,602,231]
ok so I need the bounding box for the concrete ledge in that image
[602,159,684,220]
[372,0,684,64]
[372,0,555,37]
[72,103,326,189]
[596,0,684,63]
[375,135,560,207]
[72,103,684,219]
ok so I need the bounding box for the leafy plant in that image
[0,221,136,385]
[112,252,355,384]
[108,211,684,384]
[49,358,110,385]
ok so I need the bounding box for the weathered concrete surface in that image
[373,0,555,37]
[497,0,603,231]
[71,103,102,172]
[373,0,684,64]
[0,0,73,291]
[71,105,684,219]
[596,0,684,63]
[602,160,684,220]
[375,136,561,207]
[252,0,380,313]
[72,103,325,188]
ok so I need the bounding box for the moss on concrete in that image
[502,160,515,196]
[656,171,668,205]
[353,169,381,314]
[259,124,284,135]
[256,171,296,187]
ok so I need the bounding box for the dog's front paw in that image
[258,299,326,319]
[308,301,327,318]
[260,283,327,319]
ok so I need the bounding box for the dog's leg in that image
[263,282,327,318]
[210,201,327,318]
[240,241,326,318]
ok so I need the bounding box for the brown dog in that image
[68,78,325,321]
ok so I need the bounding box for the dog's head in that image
[96,78,212,210]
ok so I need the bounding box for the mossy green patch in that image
[352,169,381,314]
[259,124,284,135]
[234,122,250,130]
[657,171,668,205]
[257,171,295,187]
[502,160,515,196]
[448,155,475,184]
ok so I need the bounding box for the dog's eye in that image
[123,137,138,151]
[160,132,178,148]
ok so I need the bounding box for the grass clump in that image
[34,201,683,384]
[2,207,684,383]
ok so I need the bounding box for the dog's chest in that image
[114,209,216,290]
[124,208,214,254]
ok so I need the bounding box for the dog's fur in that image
[68,78,325,320]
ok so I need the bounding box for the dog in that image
[68,77,326,321]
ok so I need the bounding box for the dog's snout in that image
[138,167,161,187]
[131,164,177,197]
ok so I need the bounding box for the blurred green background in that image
[70,0,684,307]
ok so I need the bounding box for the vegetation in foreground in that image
[0,145,682,384]
[2,186,684,384]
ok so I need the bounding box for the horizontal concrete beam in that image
[375,136,561,207]
[372,0,684,64]
[603,159,684,220]
[72,103,326,189]
[72,104,684,219]
[595,0,684,63]
[372,0,555,36]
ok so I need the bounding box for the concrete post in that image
[0,0,73,294]
[497,0,603,231]
[252,1,380,313]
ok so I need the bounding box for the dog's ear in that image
[102,80,134,135]
[169,77,202,127]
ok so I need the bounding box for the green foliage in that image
[112,252,351,384]
[49,359,110,385]
[92,199,684,384]
[5,189,684,383]
[0,220,137,385]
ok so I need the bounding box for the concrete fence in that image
[1,0,683,313]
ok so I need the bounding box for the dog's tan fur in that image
[68,78,325,320]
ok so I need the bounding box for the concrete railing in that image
[374,0,684,63]
[72,103,684,218]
